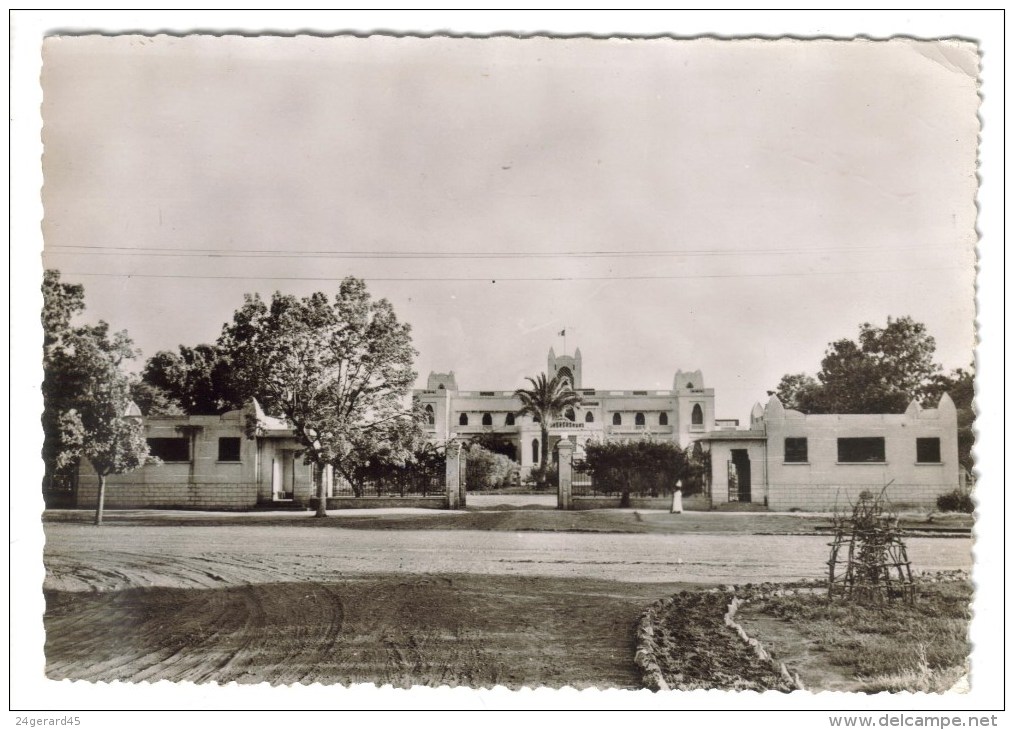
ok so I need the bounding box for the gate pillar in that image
[445,439,463,509]
[556,440,575,510]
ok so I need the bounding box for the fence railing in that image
[572,471,691,498]
[330,469,443,498]
[43,472,79,507]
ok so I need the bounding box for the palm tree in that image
[513,372,581,470]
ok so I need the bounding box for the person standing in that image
[671,480,683,514]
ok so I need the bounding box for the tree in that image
[128,378,185,416]
[924,366,975,476]
[218,278,419,516]
[513,372,581,470]
[466,432,519,462]
[141,343,242,414]
[339,406,429,497]
[773,372,824,412]
[579,440,691,507]
[57,322,154,525]
[351,440,446,497]
[42,270,87,492]
[774,316,944,414]
[686,440,712,496]
[42,269,85,346]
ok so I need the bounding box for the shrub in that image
[580,440,692,506]
[524,463,558,491]
[936,489,974,513]
[464,443,519,490]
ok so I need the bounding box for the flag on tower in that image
[558,329,566,336]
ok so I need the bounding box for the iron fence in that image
[571,469,691,498]
[329,465,444,498]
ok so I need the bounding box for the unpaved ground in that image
[45,574,686,688]
[46,507,835,534]
[44,507,972,536]
[41,514,972,689]
[650,591,794,692]
[43,522,972,593]
[732,609,862,691]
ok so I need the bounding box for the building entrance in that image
[729,449,752,503]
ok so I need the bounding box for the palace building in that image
[71,344,962,514]
[414,347,732,472]
[415,346,962,511]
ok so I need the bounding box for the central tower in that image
[548,347,582,389]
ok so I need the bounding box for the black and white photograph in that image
[11,10,1004,720]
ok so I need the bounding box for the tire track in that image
[45,583,352,685]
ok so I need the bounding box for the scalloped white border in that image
[9,9,1003,720]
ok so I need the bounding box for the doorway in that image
[272,450,295,501]
[729,449,752,503]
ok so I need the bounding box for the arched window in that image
[612,413,622,426]
[481,412,493,426]
[585,411,594,423]
[505,413,515,426]
[425,404,434,425]
[459,413,469,426]
[531,439,539,464]
[692,404,703,425]
[557,366,574,386]
[659,412,669,426]
[564,407,576,422]
[438,384,445,390]
[635,412,645,426]
[685,382,694,389]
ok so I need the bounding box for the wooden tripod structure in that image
[827,486,915,605]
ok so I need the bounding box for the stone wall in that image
[571,496,673,510]
[76,481,257,510]
[311,496,448,510]
[570,494,713,511]
[766,483,946,512]
[763,394,959,511]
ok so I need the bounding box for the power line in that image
[44,243,956,260]
[58,266,963,283]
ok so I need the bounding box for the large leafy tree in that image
[62,326,155,525]
[128,378,185,417]
[513,372,581,470]
[774,316,943,414]
[339,408,430,497]
[218,277,420,516]
[579,440,691,507]
[140,343,241,414]
[773,372,823,413]
[42,270,87,489]
[42,270,153,522]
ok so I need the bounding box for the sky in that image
[39,35,980,422]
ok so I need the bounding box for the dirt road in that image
[41,517,972,688]
[44,522,972,594]
[45,574,683,687]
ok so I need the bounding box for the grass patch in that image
[752,579,971,691]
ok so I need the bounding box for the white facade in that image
[414,348,717,472]
[704,394,961,511]
[76,400,317,510]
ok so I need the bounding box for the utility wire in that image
[59,266,962,283]
[44,243,956,260]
